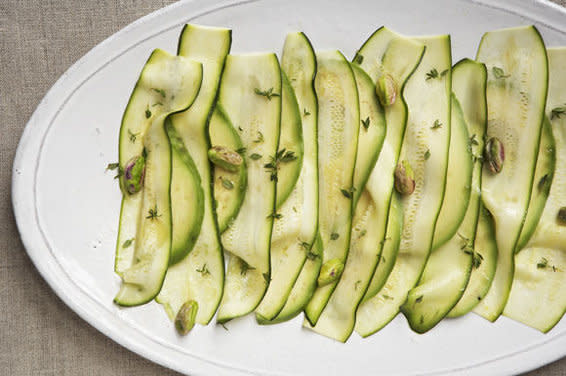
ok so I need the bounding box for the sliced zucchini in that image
[351,28,426,304]
[503,47,565,333]
[350,65,386,203]
[448,203,498,317]
[303,50,360,325]
[257,235,323,325]
[275,72,304,209]
[473,26,548,321]
[168,121,204,265]
[304,62,388,341]
[209,105,247,233]
[516,117,556,251]
[216,53,282,322]
[401,92,479,333]
[255,32,317,321]
[114,49,204,306]
[355,35,452,337]
[155,25,231,324]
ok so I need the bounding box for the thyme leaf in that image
[221,177,234,190]
[122,238,134,248]
[361,117,371,130]
[492,66,510,79]
[254,87,280,101]
[196,263,211,276]
[151,88,166,98]
[330,232,339,241]
[249,153,262,160]
[146,205,161,220]
[431,119,442,129]
[551,105,566,120]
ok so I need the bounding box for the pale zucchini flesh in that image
[217,53,282,322]
[209,105,247,233]
[473,26,548,321]
[355,35,452,337]
[503,47,565,333]
[155,25,230,324]
[114,49,204,306]
[303,50,360,325]
[255,32,317,321]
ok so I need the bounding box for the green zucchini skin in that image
[355,35,452,337]
[216,53,282,322]
[473,26,548,322]
[303,50,360,326]
[503,47,565,333]
[209,105,247,233]
[155,24,231,324]
[114,49,204,306]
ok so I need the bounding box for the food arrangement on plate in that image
[108,23,566,342]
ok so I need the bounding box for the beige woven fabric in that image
[2,1,565,375]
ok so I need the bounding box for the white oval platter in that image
[12,0,566,375]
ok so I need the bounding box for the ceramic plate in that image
[12,0,566,374]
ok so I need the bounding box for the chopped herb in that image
[359,229,367,238]
[355,280,362,290]
[128,129,139,143]
[330,233,340,241]
[236,147,247,155]
[341,188,353,199]
[424,149,431,160]
[263,272,271,284]
[263,148,298,182]
[240,259,256,276]
[472,252,484,269]
[538,174,549,192]
[492,66,510,80]
[145,107,152,119]
[106,162,120,171]
[382,294,393,300]
[361,117,371,130]
[292,206,298,213]
[238,126,243,132]
[303,108,311,117]
[431,119,442,129]
[440,69,449,77]
[551,105,566,120]
[254,131,264,143]
[299,240,311,249]
[477,296,482,301]
[151,88,166,98]
[220,323,229,331]
[122,238,134,248]
[354,52,364,64]
[249,153,262,160]
[415,295,423,303]
[470,134,479,146]
[267,212,283,220]
[558,207,566,225]
[152,102,163,107]
[254,87,280,101]
[196,264,211,276]
[221,177,234,190]
[306,251,319,260]
[146,205,161,220]
[426,68,439,80]
[537,257,549,269]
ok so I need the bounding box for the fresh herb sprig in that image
[254,87,280,101]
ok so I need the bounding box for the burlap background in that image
[2,1,565,374]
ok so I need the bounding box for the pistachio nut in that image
[317,258,345,287]
[122,155,146,194]
[394,160,416,196]
[175,300,199,335]
[484,137,505,174]
[376,73,398,107]
[208,146,243,172]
